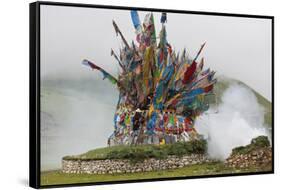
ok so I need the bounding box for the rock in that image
[167,160,173,164]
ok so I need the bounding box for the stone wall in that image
[225,147,272,169]
[62,154,209,174]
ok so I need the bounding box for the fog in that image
[40,79,118,170]
[40,5,272,100]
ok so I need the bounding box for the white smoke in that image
[195,83,270,160]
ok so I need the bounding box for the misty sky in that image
[40,5,272,101]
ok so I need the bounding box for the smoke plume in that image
[195,83,270,159]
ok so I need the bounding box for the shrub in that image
[251,135,270,148]
[232,136,270,155]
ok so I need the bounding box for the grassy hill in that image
[63,140,206,162]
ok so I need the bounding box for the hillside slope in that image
[213,76,272,128]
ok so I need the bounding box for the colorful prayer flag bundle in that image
[82,11,216,146]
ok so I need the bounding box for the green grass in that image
[63,140,207,163]
[41,161,272,186]
[63,145,125,160]
[232,136,270,155]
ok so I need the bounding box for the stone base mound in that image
[225,136,272,169]
[62,154,211,174]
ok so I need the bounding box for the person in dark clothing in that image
[133,110,142,131]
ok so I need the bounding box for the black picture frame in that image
[29,1,274,189]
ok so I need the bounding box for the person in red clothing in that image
[184,117,193,132]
